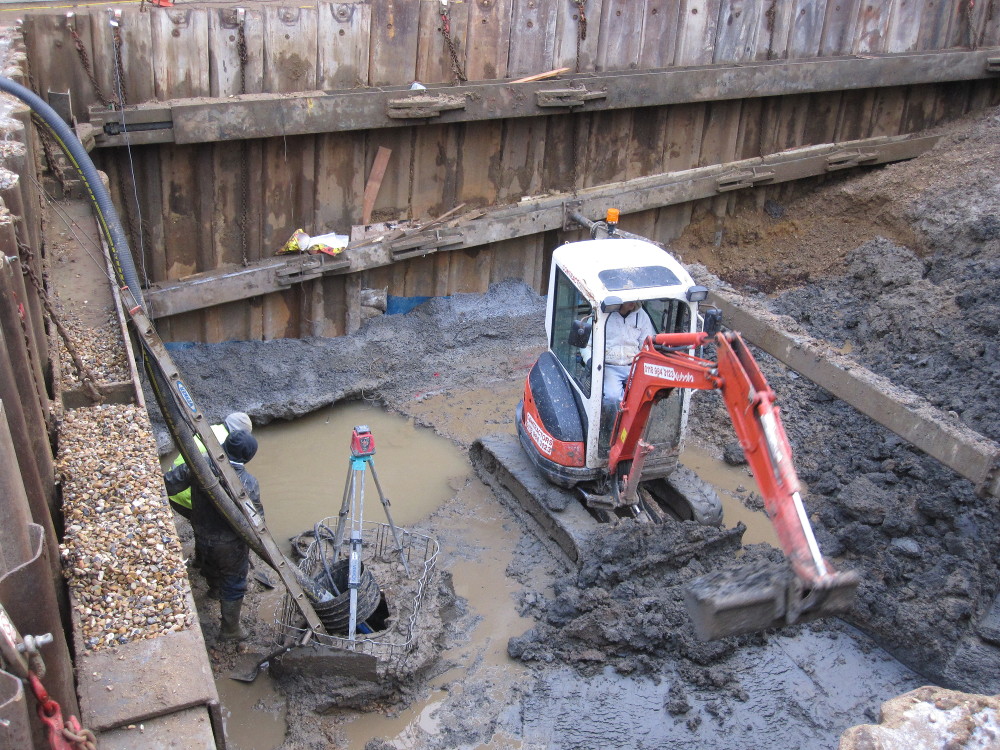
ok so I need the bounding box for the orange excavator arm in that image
[609,330,858,637]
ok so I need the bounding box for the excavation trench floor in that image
[151,105,1000,748]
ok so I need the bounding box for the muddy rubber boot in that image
[219,599,247,641]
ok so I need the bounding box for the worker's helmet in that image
[223,430,258,464]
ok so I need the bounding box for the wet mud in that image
[153,106,1000,748]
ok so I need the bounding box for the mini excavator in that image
[472,210,858,640]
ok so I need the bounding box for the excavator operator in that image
[603,300,656,403]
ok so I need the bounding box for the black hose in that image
[0,76,144,308]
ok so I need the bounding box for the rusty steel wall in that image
[0,64,80,748]
[16,0,1000,343]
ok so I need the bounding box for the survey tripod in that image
[331,425,410,639]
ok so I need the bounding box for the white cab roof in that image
[552,238,696,304]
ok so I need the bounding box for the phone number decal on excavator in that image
[525,413,553,455]
[643,362,696,384]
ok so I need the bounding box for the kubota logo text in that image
[644,362,695,383]
[526,413,553,455]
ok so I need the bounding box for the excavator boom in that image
[611,331,858,639]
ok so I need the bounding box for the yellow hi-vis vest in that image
[168,423,229,509]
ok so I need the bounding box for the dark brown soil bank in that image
[685,105,1000,693]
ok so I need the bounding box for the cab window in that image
[551,268,594,397]
[643,298,692,334]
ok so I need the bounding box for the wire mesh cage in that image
[274,518,439,664]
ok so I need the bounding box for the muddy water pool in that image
[252,401,471,554]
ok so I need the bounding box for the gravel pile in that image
[57,307,130,387]
[58,404,193,652]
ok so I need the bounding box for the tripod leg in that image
[368,460,411,576]
[332,461,355,561]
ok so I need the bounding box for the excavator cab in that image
[528,241,702,478]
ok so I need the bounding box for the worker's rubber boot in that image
[219,599,247,641]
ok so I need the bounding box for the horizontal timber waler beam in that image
[708,289,1000,499]
[143,133,938,320]
[86,49,1000,147]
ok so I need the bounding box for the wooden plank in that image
[262,6,319,93]
[366,129,414,222]
[410,124,458,219]
[819,0,861,55]
[416,0,469,85]
[502,115,551,197]
[151,8,215,335]
[675,0,721,65]
[886,0,924,52]
[92,7,155,106]
[975,0,1000,47]
[448,245,492,293]
[315,131,367,230]
[855,1,892,54]
[596,0,645,71]
[369,0,421,86]
[917,0,959,51]
[639,0,682,68]
[23,13,96,120]
[150,9,209,100]
[508,0,558,77]
[362,146,393,224]
[315,1,369,319]
[464,0,513,79]
[554,0,603,72]
[653,102,706,240]
[715,0,760,63]
[159,145,202,279]
[209,8,265,96]
[318,2,372,89]
[208,7,264,339]
[627,105,671,180]
[587,0,642,191]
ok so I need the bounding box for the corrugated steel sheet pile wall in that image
[0,37,79,747]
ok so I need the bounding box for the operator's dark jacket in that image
[163,458,262,542]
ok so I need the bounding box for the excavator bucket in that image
[685,559,860,641]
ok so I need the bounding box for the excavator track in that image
[470,434,724,564]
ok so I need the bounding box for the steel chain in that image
[29,672,97,750]
[439,9,467,83]
[32,114,72,193]
[112,25,128,107]
[574,0,588,73]
[7,244,50,417]
[70,28,114,107]
[238,16,250,266]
